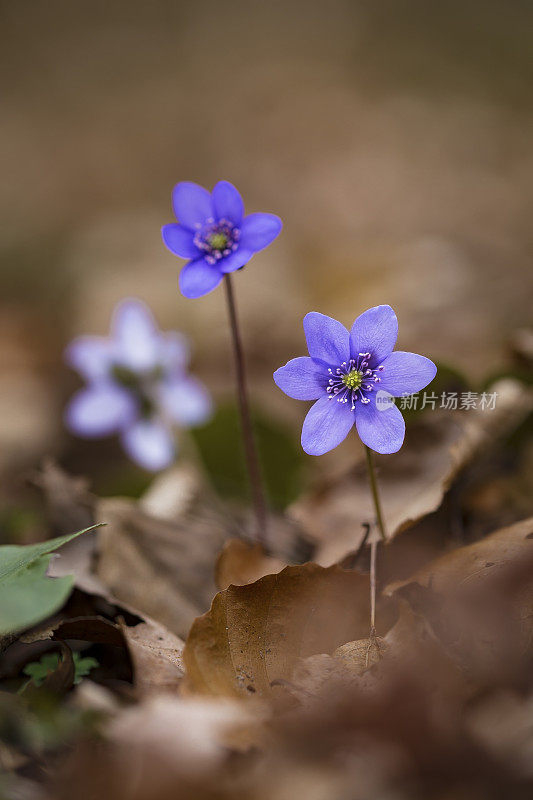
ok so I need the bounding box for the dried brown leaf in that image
[52,615,124,646]
[387,515,533,595]
[285,637,386,702]
[95,497,227,637]
[333,636,386,673]
[215,538,286,590]
[184,563,396,699]
[22,642,75,695]
[53,611,184,696]
[388,517,533,689]
[32,459,95,534]
[119,618,184,696]
[12,612,184,697]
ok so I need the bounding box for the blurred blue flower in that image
[273,305,436,456]
[64,299,212,470]
[161,181,282,298]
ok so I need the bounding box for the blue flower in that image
[273,305,437,456]
[64,299,212,470]
[161,181,282,299]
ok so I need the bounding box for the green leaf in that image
[71,654,99,684]
[22,651,99,688]
[0,525,103,636]
[23,653,61,686]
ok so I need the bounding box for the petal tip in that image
[302,310,320,326]
[213,179,236,192]
[178,260,222,299]
[371,436,404,455]
[300,436,322,457]
[272,365,290,394]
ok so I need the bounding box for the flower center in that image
[208,232,228,251]
[193,217,241,265]
[111,363,164,419]
[341,369,363,390]
[111,364,139,390]
[327,354,384,410]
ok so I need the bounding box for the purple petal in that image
[161,224,199,259]
[212,181,244,226]
[172,182,212,230]
[65,385,137,438]
[219,247,254,273]
[121,419,175,471]
[301,395,354,456]
[273,357,326,400]
[65,336,113,381]
[303,312,350,366]
[239,213,282,252]
[160,332,190,373]
[159,376,212,426]
[178,258,223,299]
[378,351,437,396]
[355,399,405,454]
[350,305,398,366]
[112,299,159,371]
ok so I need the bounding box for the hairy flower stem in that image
[224,274,267,546]
[364,446,387,637]
[369,538,377,631]
[365,446,388,543]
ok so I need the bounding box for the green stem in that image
[364,446,387,542]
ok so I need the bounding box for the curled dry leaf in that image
[387,516,533,689]
[290,379,533,565]
[285,637,386,702]
[215,538,287,590]
[333,636,386,673]
[184,563,396,699]
[10,612,183,697]
[387,515,533,596]
[35,461,112,597]
[118,618,184,696]
[22,642,76,695]
[31,459,95,534]
[52,613,184,696]
[95,497,228,637]
[381,599,473,705]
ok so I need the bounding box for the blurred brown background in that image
[1,0,532,496]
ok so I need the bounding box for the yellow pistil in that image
[208,232,228,251]
[342,369,363,390]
